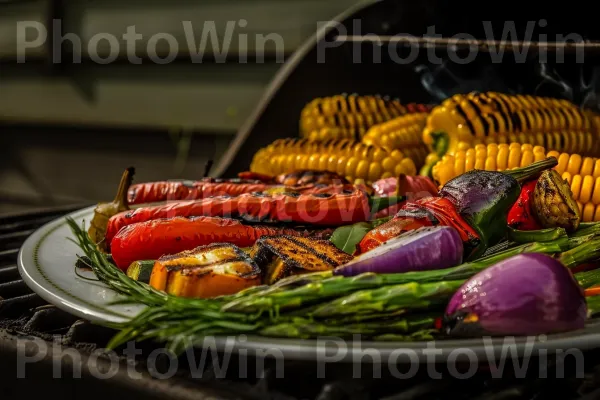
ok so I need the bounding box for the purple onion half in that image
[444,253,587,337]
[333,226,463,277]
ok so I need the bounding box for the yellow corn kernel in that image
[368,163,383,182]
[594,160,600,178]
[382,157,396,173]
[567,154,583,175]
[520,150,534,168]
[593,177,600,205]
[355,160,370,180]
[562,171,573,185]
[581,157,595,177]
[583,203,596,222]
[508,147,521,169]
[579,175,595,204]
[571,175,583,200]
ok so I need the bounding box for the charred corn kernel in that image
[300,94,431,141]
[422,91,600,157]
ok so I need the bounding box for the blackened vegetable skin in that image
[439,170,520,260]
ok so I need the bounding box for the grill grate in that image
[3,207,600,400]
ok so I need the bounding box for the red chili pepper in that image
[507,179,542,230]
[356,197,480,254]
[108,188,373,243]
[110,216,329,270]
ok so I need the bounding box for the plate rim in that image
[17,206,600,362]
[17,205,134,324]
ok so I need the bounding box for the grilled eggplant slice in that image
[149,243,261,298]
[251,235,354,284]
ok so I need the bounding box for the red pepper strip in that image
[108,188,371,243]
[585,286,600,297]
[356,197,480,254]
[507,179,542,230]
[110,216,326,270]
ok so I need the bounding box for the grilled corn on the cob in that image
[422,91,600,157]
[361,113,430,167]
[300,94,430,141]
[432,143,600,221]
[250,138,417,184]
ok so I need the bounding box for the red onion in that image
[333,226,463,276]
[444,253,587,336]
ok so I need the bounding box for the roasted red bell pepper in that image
[373,175,439,218]
[357,197,480,254]
[507,179,542,230]
[110,216,331,270]
[108,188,397,243]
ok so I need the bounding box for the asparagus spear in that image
[309,280,463,318]
[259,315,436,339]
[576,269,600,289]
[559,238,600,268]
[221,240,565,313]
[586,295,600,318]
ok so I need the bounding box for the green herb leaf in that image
[330,222,372,254]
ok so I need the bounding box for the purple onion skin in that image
[333,226,463,277]
[444,253,587,337]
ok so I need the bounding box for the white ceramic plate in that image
[17,206,600,362]
[17,206,145,324]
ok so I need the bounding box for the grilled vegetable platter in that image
[65,92,600,354]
